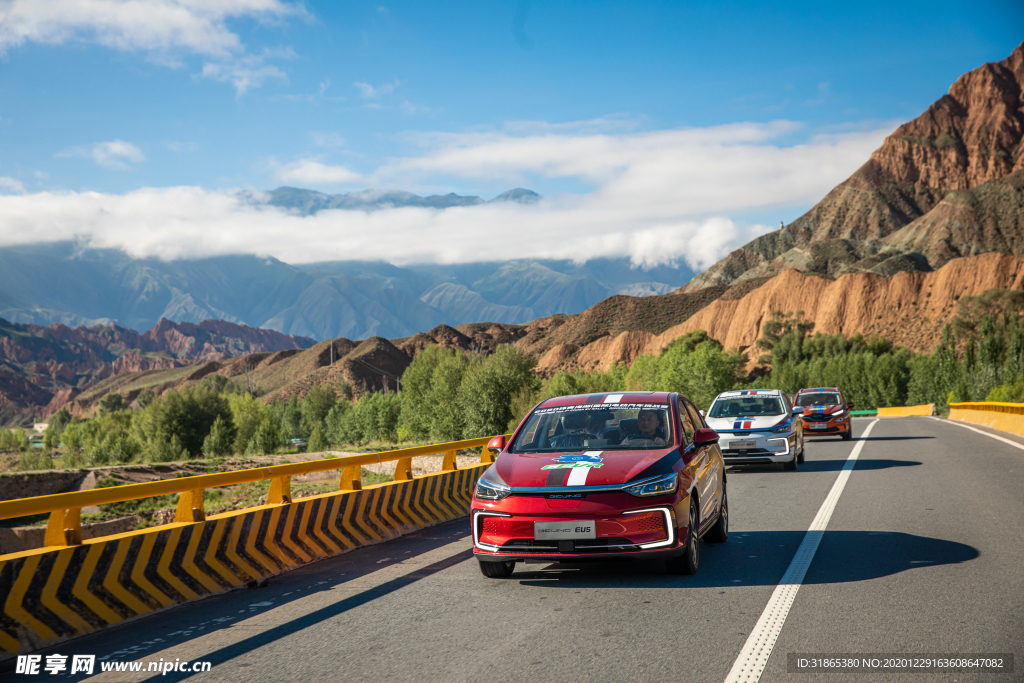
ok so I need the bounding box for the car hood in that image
[493,448,677,488]
[706,414,788,431]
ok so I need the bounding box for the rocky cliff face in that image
[685,41,1024,293]
[547,253,1024,374]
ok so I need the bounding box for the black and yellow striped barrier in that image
[0,438,499,656]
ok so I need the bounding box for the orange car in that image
[794,387,853,441]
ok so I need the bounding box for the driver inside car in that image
[624,409,666,446]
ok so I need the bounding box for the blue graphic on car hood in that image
[552,453,603,464]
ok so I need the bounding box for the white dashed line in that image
[723,418,879,683]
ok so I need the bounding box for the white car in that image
[703,389,804,470]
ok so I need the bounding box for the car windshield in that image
[510,403,673,452]
[708,396,784,418]
[797,393,841,407]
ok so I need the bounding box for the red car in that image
[795,387,854,440]
[472,392,728,578]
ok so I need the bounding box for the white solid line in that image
[723,418,880,683]
[929,416,1024,452]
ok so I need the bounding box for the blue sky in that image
[0,1,1021,268]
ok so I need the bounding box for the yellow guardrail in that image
[877,404,935,417]
[0,437,499,551]
[949,401,1024,437]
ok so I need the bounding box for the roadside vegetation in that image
[4,290,1023,476]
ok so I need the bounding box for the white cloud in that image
[2,119,893,270]
[200,54,287,94]
[57,140,145,170]
[0,0,302,92]
[309,131,346,148]
[271,158,362,185]
[164,140,198,152]
[0,177,26,194]
[353,79,399,99]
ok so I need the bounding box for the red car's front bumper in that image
[801,415,850,435]
[472,492,689,563]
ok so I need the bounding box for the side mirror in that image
[487,435,506,455]
[792,406,804,414]
[847,402,855,408]
[693,427,719,446]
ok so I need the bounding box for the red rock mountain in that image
[684,41,1024,292]
[0,318,314,424]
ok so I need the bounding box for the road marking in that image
[723,418,879,683]
[930,416,1024,452]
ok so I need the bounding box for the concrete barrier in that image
[949,402,1024,437]
[0,439,495,656]
[876,404,935,417]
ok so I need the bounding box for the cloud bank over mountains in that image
[0,119,893,270]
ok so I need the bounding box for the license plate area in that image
[534,520,596,540]
[730,440,756,449]
[810,424,828,430]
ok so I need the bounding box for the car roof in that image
[797,387,841,393]
[538,392,673,408]
[714,389,784,399]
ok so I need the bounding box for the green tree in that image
[399,345,451,440]
[228,393,277,454]
[136,388,157,409]
[458,345,539,438]
[98,393,127,416]
[202,415,234,457]
[307,422,329,453]
[132,381,234,458]
[301,385,336,434]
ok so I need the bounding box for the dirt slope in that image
[545,253,1024,373]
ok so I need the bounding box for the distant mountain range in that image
[0,242,695,341]
[251,186,541,214]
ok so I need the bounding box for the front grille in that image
[482,518,501,534]
[498,537,636,553]
[723,448,774,456]
[802,415,834,423]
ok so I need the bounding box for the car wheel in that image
[704,488,728,543]
[478,560,515,578]
[797,436,805,464]
[841,429,852,441]
[784,450,798,471]
[667,499,700,575]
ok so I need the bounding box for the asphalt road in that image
[9,417,1023,683]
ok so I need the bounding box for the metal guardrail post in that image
[339,465,362,491]
[394,457,413,481]
[480,445,493,464]
[441,449,459,471]
[267,476,292,505]
[175,489,206,523]
[44,507,82,547]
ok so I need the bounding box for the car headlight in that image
[475,478,511,501]
[623,472,678,498]
[771,419,792,433]
[831,409,847,419]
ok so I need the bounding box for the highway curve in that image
[8,417,1023,683]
